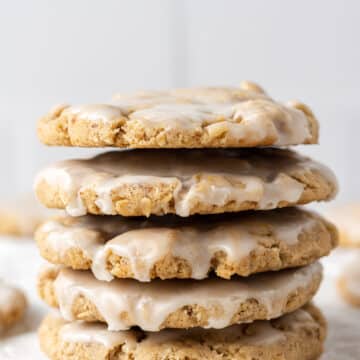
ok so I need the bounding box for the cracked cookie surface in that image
[37,82,318,149]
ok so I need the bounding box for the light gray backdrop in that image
[0,0,358,203]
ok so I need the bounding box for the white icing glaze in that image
[34,149,337,217]
[57,307,318,349]
[40,82,317,153]
[52,262,322,331]
[67,100,310,147]
[127,100,310,146]
[112,84,267,112]
[38,209,320,282]
[111,87,251,114]
[53,83,312,146]
[272,306,319,334]
[130,103,233,126]
[40,220,104,262]
[59,319,284,348]
[139,320,286,347]
[64,104,125,123]
[60,320,138,350]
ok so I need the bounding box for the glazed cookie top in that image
[37,81,319,148]
[38,262,322,331]
[35,208,337,281]
[34,148,337,217]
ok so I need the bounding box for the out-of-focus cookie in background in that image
[326,203,360,307]
[0,281,27,334]
[0,194,52,350]
[0,194,57,238]
[327,204,360,247]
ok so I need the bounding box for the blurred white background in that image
[0,0,358,202]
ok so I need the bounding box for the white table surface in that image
[0,238,358,359]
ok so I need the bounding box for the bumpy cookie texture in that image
[337,256,360,307]
[37,263,322,331]
[39,304,326,360]
[37,81,319,149]
[326,204,360,247]
[34,148,337,217]
[0,281,27,333]
[35,208,338,281]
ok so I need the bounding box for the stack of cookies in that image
[34,82,338,359]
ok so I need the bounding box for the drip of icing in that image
[34,149,337,217]
[52,262,322,331]
[139,321,285,347]
[39,209,319,282]
[275,306,316,331]
[39,220,104,261]
[58,307,318,349]
[59,318,285,348]
[60,320,138,350]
